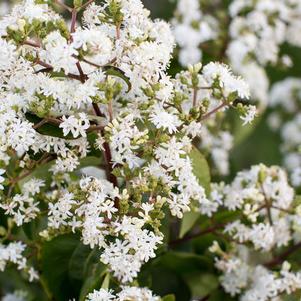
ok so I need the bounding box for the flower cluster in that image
[0,241,38,282]
[211,164,296,250]
[267,78,301,187]
[86,286,159,301]
[173,0,301,107]
[209,164,301,300]
[212,245,301,301]
[2,291,28,301]
[0,0,256,299]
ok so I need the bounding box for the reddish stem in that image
[201,102,227,121]
[192,87,198,107]
[169,224,225,246]
[80,0,95,10]
[116,23,121,39]
[70,8,77,37]
[92,104,118,194]
[54,0,72,12]
[265,242,301,268]
[23,40,41,48]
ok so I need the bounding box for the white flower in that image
[86,289,115,301]
[8,119,36,155]
[72,28,113,66]
[240,105,257,125]
[149,104,182,133]
[60,113,90,138]
[0,39,17,70]
[40,31,78,75]
[2,291,27,301]
[0,169,5,190]
[118,286,160,301]
[203,62,250,99]
[249,223,275,251]
[22,178,45,196]
[28,267,39,282]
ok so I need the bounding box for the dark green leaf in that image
[104,66,132,92]
[40,234,83,301]
[148,265,191,301]
[189,146,211,196]
[19,161,54,189]
[159,251,211,274]
[78,156,102,169]
[79,263,107,301]
[179,212,200,239]
[161,294,176,301]
[101,273,110,290]
[185,272,218,298]
[25,113,74,140]
[79,275,101,301]
[68,243,92,280]
[22,217,47,241]
[208,288,236,301]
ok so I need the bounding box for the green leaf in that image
[145,265,191,301]
[179,148,211,238]
[19,160,54,189]
[79,262,107,301]
[293,195,301,206]
[208,288,236,301]
[161,294,176,301]
[185,272,218,298]
[230,116,282,172]
[78,156,102,169]
[22,217,46,241]
[159,251,211,274]
[68,243,92,280]
[79,275,100,301]
[40,234,83,301]
[189,146,211,196]
[232,112,262,146]
[25,113,74,140]
[82,249,104,278]
[87,132,103,158]
[101,273,110,290]
[104,66,132,92]
[179,212,200,238]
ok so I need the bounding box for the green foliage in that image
[103,66,132,92]
[25,113,72,140]
[40,234,105,301]
[161,294,176,301]
[189,146,211,196]
[179,212,201,238]
[178,147,211,238]
[40,234,82,300]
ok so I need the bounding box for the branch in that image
[54,0,72,12]
[9,155,55,186]
[201,101,227,121]
[192,87,198,107]
[80,0,95,10]
[23,40,41,48]
[169,224,225,247]
[32,116,104,133]
[70,8,77,37]
[264,242,301,268]
[92,103,118,193]
[116,22,121,40]
[76,61,86,83]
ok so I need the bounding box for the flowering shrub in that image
[0,0,301,300]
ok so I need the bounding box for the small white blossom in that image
[60,113,90,138]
